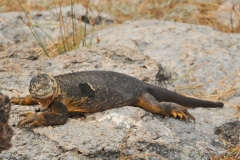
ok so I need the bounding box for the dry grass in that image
[93,0,240,33]
[1,1,94,56]
[1,0,240,33]
[1,0,240,55]
[213,145,240,160]
[1,0,239,56]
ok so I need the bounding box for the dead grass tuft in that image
[214,145,240,160]
[93,0,240,33]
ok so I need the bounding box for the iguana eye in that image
[31,84,36,90]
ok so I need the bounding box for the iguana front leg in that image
[18,101,69,127]
[136,92,195,122]
[11,95,38,105]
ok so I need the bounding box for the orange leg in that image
[136,93,195,122]
[11,95,38,105]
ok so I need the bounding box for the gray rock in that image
[50,4,114,25]
[213,0,240,29]
[88,20,240,97]
[0,4,114,52]
[215,121,240,145]
[0,93,13,153]
[0,20,239,159]
[0,46,158,95]
[0,46,161,159]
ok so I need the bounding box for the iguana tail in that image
[146,84,224,108]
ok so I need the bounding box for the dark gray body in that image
[12,71,224,127]
[53,71,223,113]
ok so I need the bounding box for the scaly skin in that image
[11,71,224,127]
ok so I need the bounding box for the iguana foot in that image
[18,101,69,127]
[137,93,196,122]
[170,104,195,122]
[11,95,38,105]
[11,97,22,104]
[18,112,43,127]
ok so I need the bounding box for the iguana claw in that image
[170,106,195,122]
[18,112,43,127]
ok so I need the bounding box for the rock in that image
[56,4,114,25]
[215,121,240,145]
[0,20,239,159]
[87,20,240,97]
[0,46,158,94]
[0,4,114,52]
[0,93,13,153]
[0,46,161,159]
[213,0,240,30]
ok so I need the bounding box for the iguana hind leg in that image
[136,93,195,122]
[11,95,38,105]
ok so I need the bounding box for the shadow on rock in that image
[215,121,240,146]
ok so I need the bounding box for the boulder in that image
[0,20,239,159]
[0,93,13,153]
[0,4,114,52]
[88,20,240,96]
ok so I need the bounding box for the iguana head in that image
[29,73,57,100]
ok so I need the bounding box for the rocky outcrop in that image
[88,20,240,97]
[0,17,239,160]
[0,93,12,153]
[0,4,113,52]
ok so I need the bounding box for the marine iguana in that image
[11,71,224,127]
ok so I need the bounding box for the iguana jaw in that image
[29,73,58,100]
[30,90,55,100]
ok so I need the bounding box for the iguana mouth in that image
[29,73,57,100]
[30,89,55,100]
